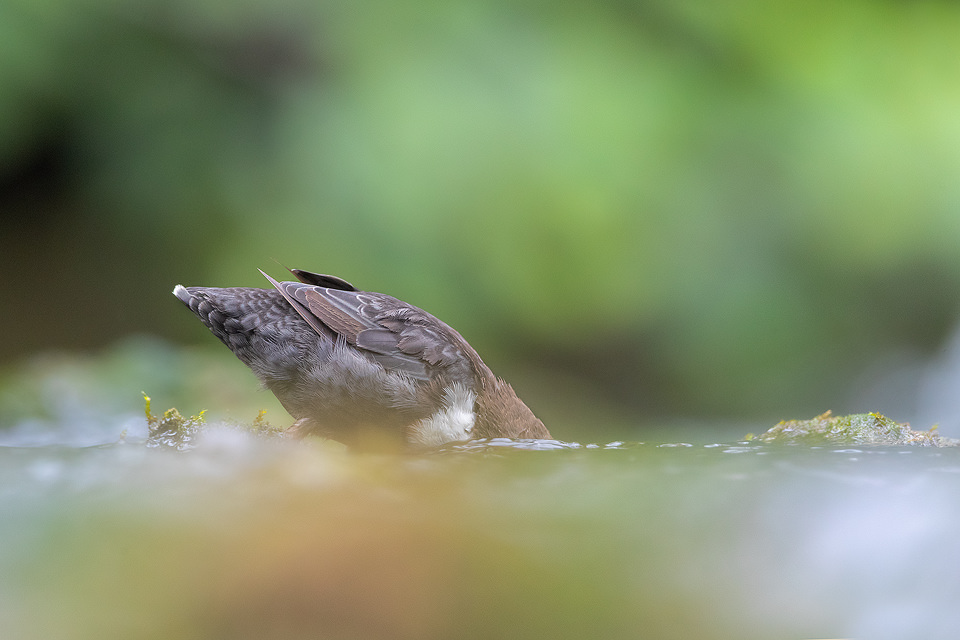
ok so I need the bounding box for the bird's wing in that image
[261,270,477,382]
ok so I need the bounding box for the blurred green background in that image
[3,0,960,439]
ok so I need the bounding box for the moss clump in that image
[249,409,281,437]
[144,393,207,450]
[756,410,959,447]
[143,393,281,450]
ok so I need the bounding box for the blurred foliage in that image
[3,0,960,425]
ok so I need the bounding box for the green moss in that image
[249,409,281,437]
[143,392,207,450]
[143,393,282,450]
[756,410,959,447]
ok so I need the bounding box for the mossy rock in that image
[143,393,280,450]
[755,411,959,447]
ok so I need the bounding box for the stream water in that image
[2,422,959,640]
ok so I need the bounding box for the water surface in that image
[2,426,959,640]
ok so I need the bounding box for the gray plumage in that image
[173,269,550,447]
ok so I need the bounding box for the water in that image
[2,424,960,640]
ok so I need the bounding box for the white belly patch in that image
[409,383,476,447]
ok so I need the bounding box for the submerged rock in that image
[755,410,959,447]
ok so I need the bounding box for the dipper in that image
[173,269,551,447]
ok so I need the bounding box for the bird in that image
[173,268,551,448]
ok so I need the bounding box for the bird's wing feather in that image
[259,269,338,341]
[262,271,478,381]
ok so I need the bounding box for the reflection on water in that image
[2,427,960,640]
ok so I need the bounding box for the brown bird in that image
[173,269,551,448]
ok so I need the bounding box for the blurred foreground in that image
[3,422,960,640]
